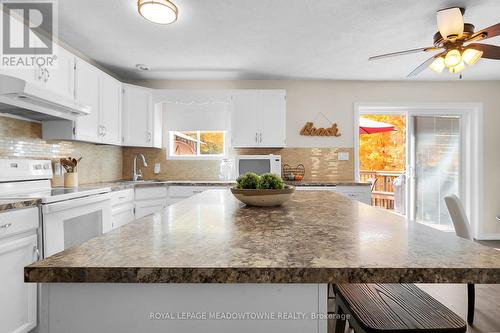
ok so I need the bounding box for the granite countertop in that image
[25,190,500,284]
[0,199,40,212]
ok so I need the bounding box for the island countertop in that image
[25,190,500,283]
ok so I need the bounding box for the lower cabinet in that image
[134,187,168,219]
[110,189,135,230]
[0,207,39,333]
[295,185,371,205]
[167,185,230,205]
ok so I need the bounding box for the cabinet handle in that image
[255,132,258,143]
[260,132,262,143]
[36,66,44,81]
[496,216,500,221]
[147,132,152,142]
[0,223,12,229]
[97,126,103,136]
[192,190,203,194]
[44,68,50,82]
[102,126,107,137]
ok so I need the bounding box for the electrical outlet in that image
[338,152,349,161]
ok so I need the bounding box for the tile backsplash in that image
[123,146,354,181]
[0,115,123,184]
[1,115,354,184]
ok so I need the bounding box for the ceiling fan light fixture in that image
[462,48,483,65]
[436,7,464,40]
[429,57,446,73]
[448,61,466,74]
[444,49,462,67]
[138,0,178,25]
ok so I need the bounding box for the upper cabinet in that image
[122,84,161,148]
[0,44,75,101]
[38,46,75,100]
[231,90,286,148]
[74,57,101,142]
[99,72,122,145]
[42,56,122,145]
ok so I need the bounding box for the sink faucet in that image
[132,153,148,181]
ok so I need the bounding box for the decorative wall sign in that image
[300,122,341,137]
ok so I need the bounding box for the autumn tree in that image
[359,115,406,171]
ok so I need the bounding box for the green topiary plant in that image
[236,172,260,189]
[257,173,284,190]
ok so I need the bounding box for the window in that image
[169,130,226,158]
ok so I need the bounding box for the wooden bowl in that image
[230,185,295,207]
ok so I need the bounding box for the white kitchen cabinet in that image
[42,57,123,145]
[167,185,230,205]
[231,90,286,148]
[74,57,101,142]
[122,84,161,148]
[110,189,135,230]
[99,73,122,145]
[295,185,371,205]
[134,187,167,219]
[39,46,75,100]
[335,185,371,205]
[0,207,39,333]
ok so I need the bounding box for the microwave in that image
[235,155,282,178]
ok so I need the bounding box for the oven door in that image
[41,193,112,257]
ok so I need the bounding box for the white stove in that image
[0,159,112,257]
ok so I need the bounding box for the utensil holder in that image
[64,172,78,187]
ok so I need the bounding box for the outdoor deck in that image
[360,170,403,210]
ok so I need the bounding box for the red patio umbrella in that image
[359,117,396,134]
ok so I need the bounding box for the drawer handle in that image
[118,196,127,200]
[0,223,12,229]
[192,190,203,194]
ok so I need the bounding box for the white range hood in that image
[0,74,90,121]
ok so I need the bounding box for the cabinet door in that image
[74,58,101,142]
[100,73,122,145]
[122,85,153,147]
[135,199,167,219]
[231,93,260,147]
[0,234,38,333]
[42,46,75,100]
[259,92,286,147]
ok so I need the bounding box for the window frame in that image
[167,130,227,160]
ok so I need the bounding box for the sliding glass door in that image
[408,115,461,231]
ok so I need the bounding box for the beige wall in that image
[133,79,500,236]
[0,115,123,184]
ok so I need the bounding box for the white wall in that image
[136,79,500,236]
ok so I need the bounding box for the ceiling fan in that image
[369,7,500,77]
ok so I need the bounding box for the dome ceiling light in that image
[137,0,178,25]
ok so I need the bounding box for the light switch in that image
[338,152,349,161]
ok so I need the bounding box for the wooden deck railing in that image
[360,170,404,210]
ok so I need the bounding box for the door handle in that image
[33,246,40,261]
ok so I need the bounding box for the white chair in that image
[444,194,474,325]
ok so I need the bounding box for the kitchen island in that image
[25,190,500,333]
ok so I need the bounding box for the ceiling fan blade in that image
[467,23,500,43]
[369,47,440,61]
[437,7,464,40]
[407,52,446,77]
[467,43,500,60]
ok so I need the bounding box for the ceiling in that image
[58,0,500,81]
